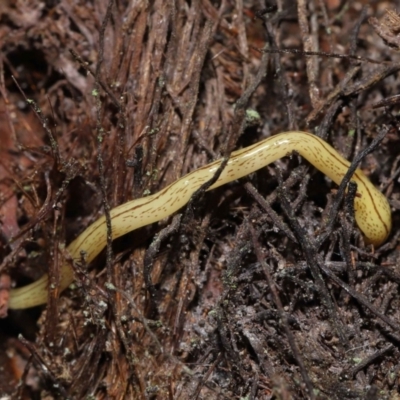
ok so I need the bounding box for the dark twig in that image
[144,214,182,314]
[18,335,70,399]
[276,169,347,344]
[316,128,387,247]
[69,48,121,109]
[192,353,223,400]
[249,224,315,399]
[342,63,400,96]
[349,6,369,58]
[320,265,400,332]
[307,67,360,125]
[245,182,297,242]
[181,40,272,234]
[339,181,358,285]
[256,47,385,65]
[11,76,61,166]
[262,17,296,129]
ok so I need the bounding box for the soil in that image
[1,1,400,399]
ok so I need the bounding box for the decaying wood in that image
[1,1,400,399]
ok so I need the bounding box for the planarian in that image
[8,131,391,310]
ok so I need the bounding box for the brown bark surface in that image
[1,1,400,399]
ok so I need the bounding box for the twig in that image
[316,128,387,247]
[249,224,315,399]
